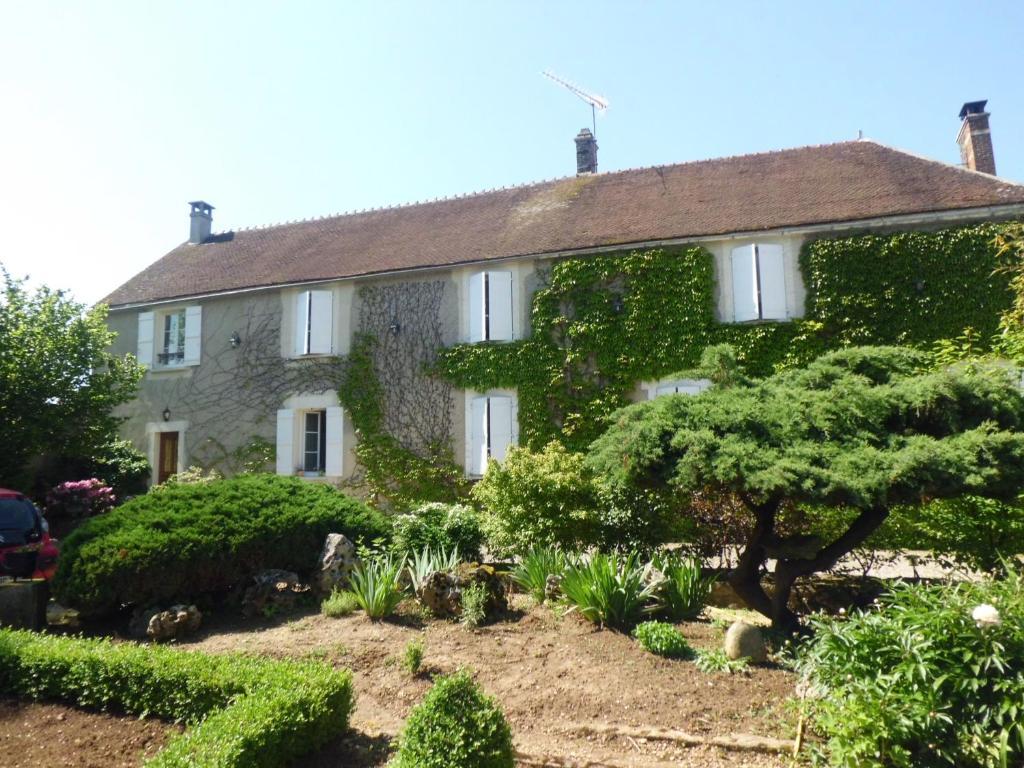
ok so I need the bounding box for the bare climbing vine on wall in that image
[339,281,469,510]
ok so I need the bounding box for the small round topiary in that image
[392,670,514,768]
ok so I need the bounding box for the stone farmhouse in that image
[104,101,1024,487]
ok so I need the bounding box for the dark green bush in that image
[52,473,391,616]
[393,670,514,768]
[633,621,692,658]
[797,571,1024,767]
[0,628,353,767]
[392,502,485,560]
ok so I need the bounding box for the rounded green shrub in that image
[52,473,391,616]
[633,621,693,658]
[392,502,485,560]
[393,670,514,768]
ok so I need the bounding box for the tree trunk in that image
[768,506,890,632]
[727,497,778,622]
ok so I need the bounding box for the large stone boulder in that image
[317,533,358,595]
[723,620,767,663]
[129,604,202,641]
[241,569,309,617]
[416,563,508,619]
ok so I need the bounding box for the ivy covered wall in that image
[435,222,1013,452]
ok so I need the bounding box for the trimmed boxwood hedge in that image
[0,628,354,767]
[52,474,391,616]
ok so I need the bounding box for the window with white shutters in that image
[730,244,788,322]
[294,290,334,356]
[276,405,344,477]
[650,378,712,400]
[467,394,517,475]
[468,271,514,342]
[142,306,202,367]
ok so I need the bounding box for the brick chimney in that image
[575,128,598,174]
[957,101,996,175]
[188,200,214,244]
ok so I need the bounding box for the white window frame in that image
[276,394,344,478]
[468,270,515,343]
[465,391,518,477]
[138,306,202,369]
[161,310,187,366]
[643,378,712,400]
[730,243,788,322]
[302,410,327,473]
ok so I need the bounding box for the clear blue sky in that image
[1,1,1022,305]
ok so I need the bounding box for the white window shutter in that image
[488,396,514,464]
[468,397,488,475]
[183,306,202,365]
[731,245,759,322]
[136,312,154,366]
[308,290,333,354]
[275,409,294,475]
[294,291,310,355]
[486,271,514,341]
[756,244,787,320]
[656,383,679,397]
[324,406,344,477]
[468,273,485,342]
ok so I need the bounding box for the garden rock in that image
[544,573,563,602]
[724,620,767,663]
[129,604,202,641]
[417,563,508,618]
[316,533,359,595]
[242,569,310,617]
[46,601,81,629]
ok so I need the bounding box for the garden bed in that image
[183,596,797,767]
[0,697,179,767]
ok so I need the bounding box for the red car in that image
[0,488,59,581]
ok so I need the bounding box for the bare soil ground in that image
[0,697,179,767]
[182,597,798,767]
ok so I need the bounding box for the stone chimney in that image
[188,201,214,244]
[575,128,598,174]
[957,101,996,175]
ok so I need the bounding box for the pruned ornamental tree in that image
[0,269,144,489]
[587,346,1024,631]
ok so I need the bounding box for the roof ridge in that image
[210,139,871,238]
[860,138,1024,187]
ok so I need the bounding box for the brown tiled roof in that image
[104,140,1024,307]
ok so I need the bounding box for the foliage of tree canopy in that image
[587,346,1024,630]
[0,269,144,490]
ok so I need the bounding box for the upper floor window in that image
[648,378,712,400]
[137,306,202,368]
[468,271,513,342]
[730,244,788,322]
[294,289,333,356]
[466,393,517,476]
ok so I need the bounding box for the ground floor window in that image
[466,392,518,476]
[303,410,327,472]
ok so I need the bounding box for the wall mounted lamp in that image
[230,332,242,348]
[389,320,401,335]
[162,407,171,422]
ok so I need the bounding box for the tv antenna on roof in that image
[542,70,609,136]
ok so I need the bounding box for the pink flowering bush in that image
[45,478,116,522]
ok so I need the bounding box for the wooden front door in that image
[158,432,179,484]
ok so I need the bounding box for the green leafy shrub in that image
[347,555,405,620]
[471,443,602,556]
[511,547,569,603]
[693,648,749,674]
[796,572,1024,768]
[52,474,390,616]
[321,589,360,618]
[653,553,714,621]
[392,502,485,560]
[407,546,460,595]
[392,670,514,768]
[633,621,692,658]
[403,638,424,676]
[0,628,353,767]
[460,582,489,628]
[560,551,660,630]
